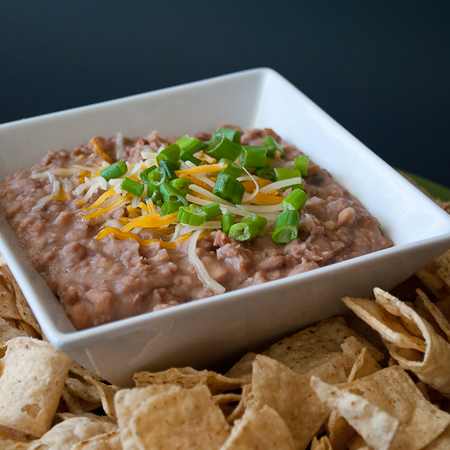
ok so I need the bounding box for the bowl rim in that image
[1,67,449,347]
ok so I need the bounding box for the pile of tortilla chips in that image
[0,211,449,449]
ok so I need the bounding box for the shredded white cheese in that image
[188,230,225,295]
[259,177,303,193]
[115,132,125,160]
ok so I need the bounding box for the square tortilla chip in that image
[436,250,450,289]
[341,366,449,450]
[262,316,381,374]
[133,366,244,394]
[221,405,295,450]
[249,355,333,450]
[33,416,116,449]
[0,337,71,437]
[115,385,182,448]
[130,385,230,450]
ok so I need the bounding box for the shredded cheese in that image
[121,213,178,232]
[188,230,225,295]
[242,167,259,203]
[115,132,125,160]
[83,196,125,220]
[176,163,225,177]
[259,177,303,193]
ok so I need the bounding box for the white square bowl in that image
[0,68,449,385]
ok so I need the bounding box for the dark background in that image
[1,1,449,186]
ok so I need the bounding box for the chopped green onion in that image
[272,210,299,244]
[160,182,188,205]
[161,200,182,216]
[159,160,178,180]
[101,160,127,180]
[213,173,245,204]
[240,146,268,168]
[274,167,300,181]
[220,159,244,179]
[121,177,144,196]
[208,137,242,161]
[283,188,308,211]
[178,205,207,226]
[176,135,204,164]
[213,127,241,144]
[295,155,309,177]
[221,212,234,234]
[141,167,163,185]
[151,190,163,206]
[255,167,276,181]
[229,214,267,241]
[262,136,284,158]
[157,144,180,164]
[202,203,221,220]
[170,178,190,195]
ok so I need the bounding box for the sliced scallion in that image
[101,160,127,180]
[274,167,300,181]
[272,210,299,244]
[213,173,245,204]
[208,137,242,161]
[240,146,268,168]
[283,188,308,211]
[295,155,309,177]
[121,177,144,196]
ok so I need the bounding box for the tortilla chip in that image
[436,250,450,289]
[311,436,334,450]
[130,385,229,450]
[0,439,29,450]
[66,378,101,405]
[416,268,446,298]
[32,416,116,450]
[347,347,381,382]
[0,275,20,321]
[416,289,450,340]
[327,410,356,450]
[305,353,351,382]
[343,366,449,449]
[71,431,121,450]
[343,296,425,352]
[341,335,384,362]
[88,378,118,420]
[62,388,99,415]
[262,317,378,374]
[133,366,244,394]
[348,435,371,450]
[249,355,332,450]
[0,317,27,344]
[368,288,450,395]
[312,375,398,450]
[221,405,295,450]
[423,426,450,450]
[227,384,252,424]
[115,385,182,448]
[0,337,71,437]
[225,352,257,383]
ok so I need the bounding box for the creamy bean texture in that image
[0,128,392,329]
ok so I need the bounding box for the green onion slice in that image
[295,155,309,177]
[121,177,144,197]
[274,167,301,181]
[160,182,188,206]
[101,160,127,180]
[272,210,299,244]
[221,212,234,234]
[240,146,268,169]
[161,200,183,216]
[156,144,180,164]
[213,173,245,204]
[213,127,241,144]
[202,203,221,220]
[178,205,207,226]
[283,188,308,211]
[208,137,242,161]
[262,136,284,158]
[220,159,244,179]
[176,135,204,164]
[229,214,267,241]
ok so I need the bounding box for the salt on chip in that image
[249,355,332,450]
[368,288,450,395]
[311,376,398,450]
[220,405,295,450]
[130,385,230,450]
[133,366,244,394]
[0,337,71,437]
[29,416,116,450]
[71,431,122,450]
[115,384,182,449]
[343,296,426,351]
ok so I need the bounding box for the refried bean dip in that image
[0,127,392,329]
